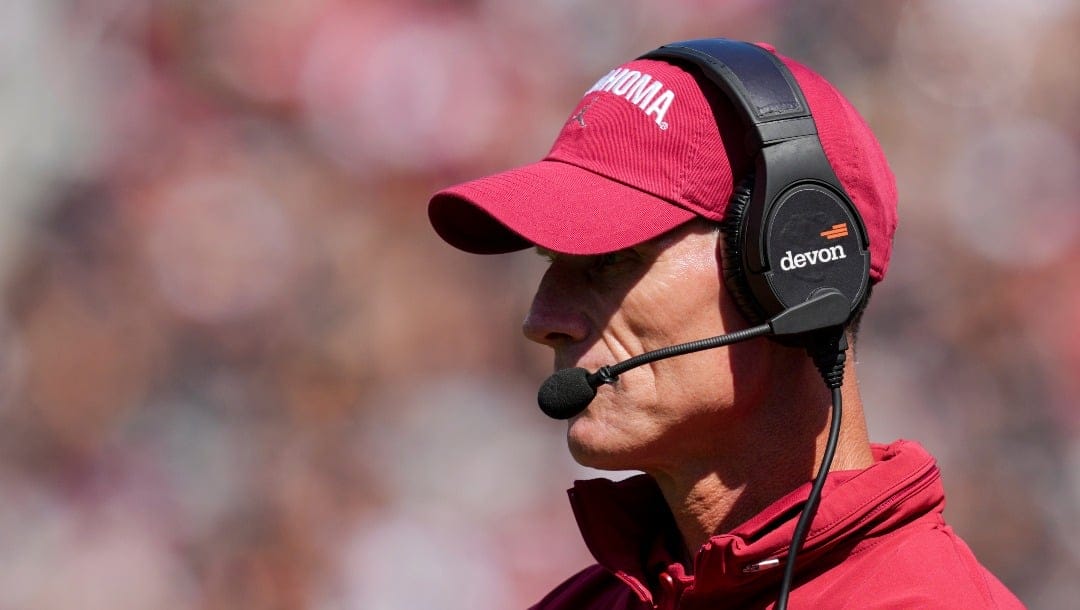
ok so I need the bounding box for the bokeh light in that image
[0,1,1075,608]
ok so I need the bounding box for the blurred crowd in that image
[0,1,1076,608]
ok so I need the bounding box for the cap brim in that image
[429,159,697,255]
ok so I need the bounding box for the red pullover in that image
[532,440,1024,609]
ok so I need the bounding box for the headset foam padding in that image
[720,174,768,325]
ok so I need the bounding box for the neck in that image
[647,355,874,556]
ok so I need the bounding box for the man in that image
[428,39,1023,609]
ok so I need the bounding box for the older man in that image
[429,39,1022,609]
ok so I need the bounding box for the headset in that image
[638,39,872,608]
[640,39,870,332]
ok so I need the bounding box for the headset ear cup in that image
[720,174,768,325]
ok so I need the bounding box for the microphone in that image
[537,289,850,419]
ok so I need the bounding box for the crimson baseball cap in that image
[428,42,898,283]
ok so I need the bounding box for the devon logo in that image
[779,223,849,271]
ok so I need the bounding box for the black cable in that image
[592,323,772,384]
[776,385,843,610]
[776,327,847,609]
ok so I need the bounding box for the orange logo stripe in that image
[820,223,849,240]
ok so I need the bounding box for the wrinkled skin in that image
[523,222,780,474]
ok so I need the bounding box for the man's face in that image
[523,222,773,472]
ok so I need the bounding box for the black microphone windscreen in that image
[537,367,597,420]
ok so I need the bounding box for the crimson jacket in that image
[532,441,1024,609]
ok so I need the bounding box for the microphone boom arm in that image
[536,288,850,419]
[588,288,850,387]
[588,323,771,386]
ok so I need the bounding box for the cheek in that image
[652,337,772,409]
[628,265,727,347]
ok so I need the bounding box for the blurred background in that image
[0,0,1076,608]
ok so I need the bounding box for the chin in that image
[566,413,646,472]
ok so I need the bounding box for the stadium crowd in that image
[0,1,1076,608]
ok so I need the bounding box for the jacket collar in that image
[568,440,943,605]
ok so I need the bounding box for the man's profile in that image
[428,38,1023,609]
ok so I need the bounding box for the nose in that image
[522,264,590,348]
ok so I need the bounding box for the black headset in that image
[640,39,871,331]
[638,39,872,608]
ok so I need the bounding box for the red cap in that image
[429,43,898,283]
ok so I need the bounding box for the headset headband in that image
[641,39,819,147]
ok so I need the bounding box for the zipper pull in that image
[743,558,781,574]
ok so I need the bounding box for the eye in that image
[589,249,640,274]
[534,247,642,278]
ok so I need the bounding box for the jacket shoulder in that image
[530,564,642,610]
[834,522,1026,609]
